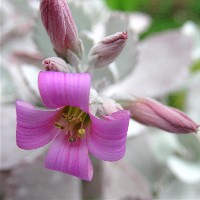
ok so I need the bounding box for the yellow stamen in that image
[77,128,86,137]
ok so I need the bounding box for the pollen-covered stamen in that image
[77,114,87,138]
[54,106,90,142]
[77,129,85,138]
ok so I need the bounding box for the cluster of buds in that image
[40,0,127,70]
[39,0,199,135]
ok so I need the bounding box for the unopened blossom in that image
[126,97,199,134]
[88,32,128,69]
[43,57,70,72]
[40,0,82,59]
[16,72,130,181]
[98,97,123,116]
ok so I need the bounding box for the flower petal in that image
[16,100,59,150]
[88,110,130,161]
[45,133,93,181]
[39,72,90,112]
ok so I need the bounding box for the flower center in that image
[54,106,90,142]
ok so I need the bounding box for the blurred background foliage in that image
[104,0,200,36]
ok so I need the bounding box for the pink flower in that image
[40,0,82,59]
[128,97,199,134]
[16,72,130,181]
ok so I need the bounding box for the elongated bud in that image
[126,97,199,134]
[88,31,128,69]
[40,0,82,60]
[43,57,70,72]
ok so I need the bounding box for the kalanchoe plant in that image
[16,0,199,181]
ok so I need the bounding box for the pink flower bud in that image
[43,57,70,72]
[40,0,82,59]
[88,32,128,68]
[98,97,123,116]
[103,100,123,116]
[127,97,199,134]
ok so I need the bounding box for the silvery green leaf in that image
[182,21,200,61]
[102,161,152,200]
[12,51,43,67]
[167,156,200,183]
[128,12,152,34]
[103,30,193,98]
[114,29,138,81]
[80,31,95,65]
[92,63,117,90]
[6,64,39,103]
[106,11,151,35]
[105,12,138,81]
[69,0,106,29]
[177,134,200,160]
[167,134,200,183]
[66,49,81,71]
[21,64,40,99]
[158,176,200,199]
[1,17,34,53]
[151,131,200,183]
[185,72,200,123]
[125,128,200,197]
[0,0,11,25]
[5,156,81,200]
[33,17,55,57]
[106,12,129,36]
[0,65,16,103]
[150,132,182,163]
[68,1,92,32]
[127,119,147,138]
[125,130,168,185]
[7,0,35,17]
